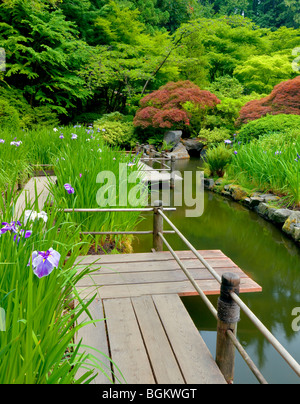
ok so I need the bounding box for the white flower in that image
[24,210,48,226]
[53,128,58,132]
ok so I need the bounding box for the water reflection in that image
[132,158,300,384]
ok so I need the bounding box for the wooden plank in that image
[152,294,226,384]
[75,298,112,384]
[103,298,155,384]
[78,277,262,300]
[75,257,239,275]
[131,295,185,384]
[138,161,182,183]
[77,267,248,288]
[75,250,226,265]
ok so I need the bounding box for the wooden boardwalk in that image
[75,250,262,384]
[138,161,182,184]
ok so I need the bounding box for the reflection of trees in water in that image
[168,190,300,371]
[133,174,300,376]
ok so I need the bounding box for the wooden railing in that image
[136,143,176,188]
[64,204,300,384]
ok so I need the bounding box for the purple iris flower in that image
[14,230,32,243]
[0,139,5,143]
[29,248,61,279]
[64,183,75,194]
[10,141,22,147]
[1,221,32,243]
[224,139,232,145]
[71,134,78,140]
[0,221,21,235]
[59,134,64,139]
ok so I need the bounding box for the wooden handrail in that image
[154,203,300,383]
[61,204,300,382]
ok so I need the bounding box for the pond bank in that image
[132,157,300,384]
[204,177,300,246]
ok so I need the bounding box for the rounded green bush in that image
[94,120,136,148]
[237,114,300,143]
[0,98,20,130]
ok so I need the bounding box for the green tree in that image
[80,1,181,113]
[176,16,268,84]
[234,53,294,93]
[0,0,91,115]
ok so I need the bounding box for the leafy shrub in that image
[198,127,231,146]
[94,120,136,148]
[31,106,60,128]
[204,143,233,177]
[95,112,134,124]
[133,81,220,135]
[206,75,244,99]
[237,76,300,126]
[73,112,103,124]
[0,99,20,130]
[237,114,300,143]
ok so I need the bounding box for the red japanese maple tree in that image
[237,76,300,126]
[133,81,221,131]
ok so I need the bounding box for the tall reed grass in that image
[0,183,110,383]
[227,133,300,207]
[0,124,137,383]
[48,127,145,253]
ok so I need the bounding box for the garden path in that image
[13,176,56,219]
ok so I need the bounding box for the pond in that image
[132,157,300,384]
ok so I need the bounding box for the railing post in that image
[216,272,240,384]
[153,200,164,252]
[160,151,166,170]
[170,155,176,189]
[135,142,140,154]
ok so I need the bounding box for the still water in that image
[132,158,300,384]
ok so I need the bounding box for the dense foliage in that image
[0,0,299,130]
[133,80,220,136]
[237,76,300,125]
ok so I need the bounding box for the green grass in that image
[226,134,300,207]
[48,129,145,253]
[0,124,142,383]
[0,187,106,383]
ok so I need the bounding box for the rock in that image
[248,196,264,208]
[167,142,190,160]
[204,178,215,189]
[163,130,182,148]
[181,138,205,156]
[260,193,280,203]
[215,178,224,186]
[243,197,252,208]
[228,185,248,201]
[283,212,300,242]
[255,203,276,220]
[268,209,293,224]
